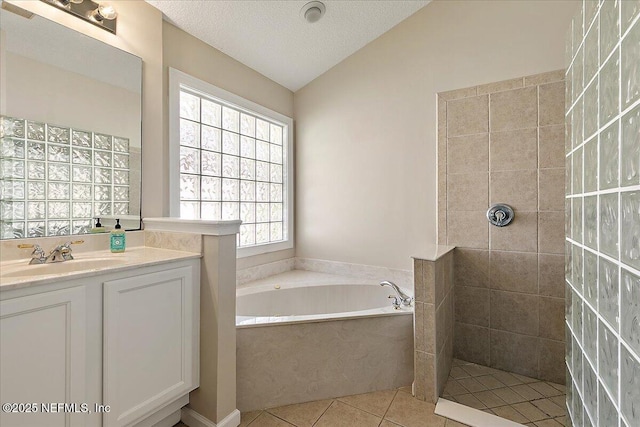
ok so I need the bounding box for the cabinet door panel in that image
[103,266,195,427]
[0,287,87,427]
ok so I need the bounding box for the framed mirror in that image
[0,3,142,239]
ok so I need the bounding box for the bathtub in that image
[236,270,414,411]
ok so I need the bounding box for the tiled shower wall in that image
[565,1,640,427]
[437,70,567,384]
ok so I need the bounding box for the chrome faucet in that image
[17,240,84,265]
[46,242,75,263]
[380,280,413,308]
[21,244,46,264]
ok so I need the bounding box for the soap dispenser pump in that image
[110,219,126,253]
[91,218,106,233]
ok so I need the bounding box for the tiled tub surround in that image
[437,70,567,383]
[235,270,414,412]
[0,115,136,238]
[236,256,413,288]
[413,248,455,404]
[565,1,640,427]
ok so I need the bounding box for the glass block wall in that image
[0,116,131,238]
[565,1,640,427]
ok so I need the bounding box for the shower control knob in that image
[487,204,514,227]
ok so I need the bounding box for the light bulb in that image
[94,3,117,21]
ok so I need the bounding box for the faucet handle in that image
[388,295,401,310]
[18,244,46,264]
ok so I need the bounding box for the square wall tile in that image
[490,169,538,211]
[490,251,538,294]
[539,211,564,254]
[490,211,538,252]
[454,323,490,366]
[453,249,489,289]
[490,330,539,378]
[447,95,489,137]
[539,125,566,169]
[490,129,537,171]
[447,173,488,211]
[447,134,489,174]
[539,168,565,211]
[538,338,566,384]
[490,290,539,336]
[447,211,488,249]
[539,254,565,298]
[490,87,538,132]
[454,286,489,327]
[539,297,566,341]
[539,81,566,126]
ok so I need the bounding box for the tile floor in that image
[173,359,568,427]
[175,386,469,427]
[442,359,568,427]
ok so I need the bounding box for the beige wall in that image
[162,21,295,269]
[294,0,578,270]
[5,0,164,217]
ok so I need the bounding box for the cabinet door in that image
[103,265,197,427]
[0,286,87,427]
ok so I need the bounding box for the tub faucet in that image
[380,280,413,307]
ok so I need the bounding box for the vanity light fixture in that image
[40,0,117,34]
[300,1,326,24]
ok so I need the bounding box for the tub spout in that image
[380,281,413,307]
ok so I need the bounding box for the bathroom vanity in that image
[0,247,201,427]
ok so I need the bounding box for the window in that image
[169,69,293,256]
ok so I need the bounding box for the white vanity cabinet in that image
[102,265,199,427]
[0,286,90,427]
[0,257,200,427]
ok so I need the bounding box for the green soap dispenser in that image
[110,219,126,253]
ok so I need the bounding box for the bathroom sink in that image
[1,258,128,278]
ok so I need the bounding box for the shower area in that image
[422,0,640,425]
[434,70,568,426]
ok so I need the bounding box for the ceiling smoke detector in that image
[300,1,325,23]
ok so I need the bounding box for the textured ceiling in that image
[146,0,430,91]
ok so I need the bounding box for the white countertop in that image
[0,246,201,291]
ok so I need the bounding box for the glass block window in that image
[170,69,293,255]
[0,115,131,238]
[178,89,288,247]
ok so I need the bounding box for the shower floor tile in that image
[443,359,568,426]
